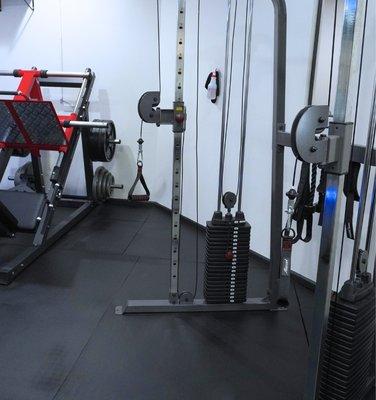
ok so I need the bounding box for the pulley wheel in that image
[88,119,117,162]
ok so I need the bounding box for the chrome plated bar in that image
[0,71,15,76]
[237,0,254,211]
[65,121,109,129]
[217,0,232,212]
[43,70,91,78]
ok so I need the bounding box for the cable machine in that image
[116,0,289,314]
[117,0,374,397]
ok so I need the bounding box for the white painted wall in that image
[0,0,374,286]
[0,0,161,197]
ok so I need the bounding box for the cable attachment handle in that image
[137,138,144,165]
[282,188,298,239]
[128,137,150,202]
[278,187,298,305]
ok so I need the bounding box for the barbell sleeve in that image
[42,70,91,78]
[0,70,15,76]
[63,120,110,129]
[110,184,124,190]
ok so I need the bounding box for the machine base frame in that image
[115,297,284,314]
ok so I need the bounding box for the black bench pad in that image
[0,190,45,231]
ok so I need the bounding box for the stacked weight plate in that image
[319,287,375,400]
[204,218,251,304]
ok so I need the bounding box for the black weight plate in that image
[205,260,249,266]
[93,166,106,201]
[204,296,247,303]
[205,265,249,271]
[88,119,116,162]
[204,285,248,292]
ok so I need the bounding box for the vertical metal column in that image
[268,0,287,305]
[350,76,376,280]
[170,0,186,303]
[304,1,359,398]
[237,0,254,212]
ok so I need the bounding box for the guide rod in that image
[350,74,376,281]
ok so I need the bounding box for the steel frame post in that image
[268,0,287,306]
[304,1,361,398]
[349,76,376,280]
[33,70,95,246]
[169,0,186,303]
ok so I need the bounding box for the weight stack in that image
[319,276,375,400]
[204,212,251,304]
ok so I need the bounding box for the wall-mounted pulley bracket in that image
[138,91,186,133]
[290,105,353,175]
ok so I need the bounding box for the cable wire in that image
[156,0,162,94]
[193,0,201,298]
[236,0,250,198]
[221,0,238,200]
[293,279,310,346]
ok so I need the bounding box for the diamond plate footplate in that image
[0,101,25,144]
[12,101,66,145]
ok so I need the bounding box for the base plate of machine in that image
[115,297,279,314]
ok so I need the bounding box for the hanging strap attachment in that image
[128,138,150,202]
[292,162,317,244]
[343,161,361,239]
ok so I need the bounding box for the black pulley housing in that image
[88,119,117,162]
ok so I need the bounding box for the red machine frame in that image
[0,69,78,155]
